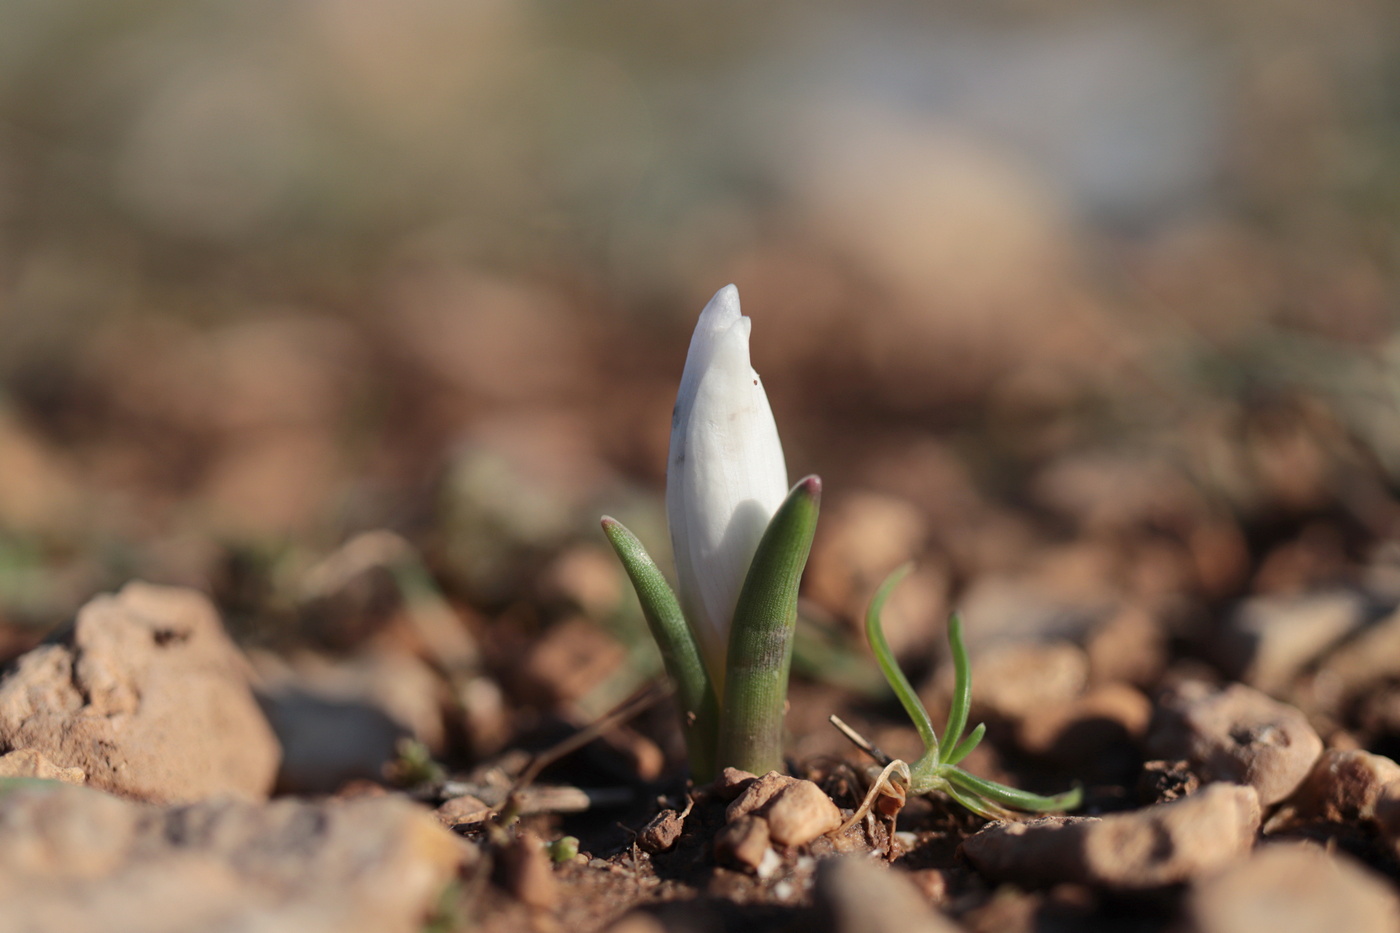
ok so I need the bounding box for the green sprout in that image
[837,566,1082,824]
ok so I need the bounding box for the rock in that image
[0,781,469,933]
[724,773,841,847]
[1284,748,1400,824]
[971,641,1089,722]
[725,771,799,822]
[1368,782,1400,856]
[1184,843,1400,933]
[1147,682,1323,805]
[1313,604,1400,702]
[1214,591,1368,693]
[814,857,964,933]
[710,767,758,800]
[714,815,773,874]
[1017,683,1152,775]
[0,583,280,803]
[0,749,85,786]
[961,782,1260,889]
[1085,606,1166,688]
[434,794,491,827]
[500,830,557,910]
[637,808,684,853]
[764,780,843,847]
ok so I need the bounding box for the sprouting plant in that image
[603,286,819,782]
[834,566,1082,827]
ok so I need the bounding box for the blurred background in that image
[1,0,1397,783]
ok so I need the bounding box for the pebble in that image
[1184,843,1400,933]
[637,808,684,853]
[501,830,557,910]
[725,771,798,821]
[814,857,964,933]
[434,793,491,827]
[972,640,1089,722]
[1017,682,1152,770]
[714,815,772,873]
[1147,681,1323,805]
[710,767,759,801]
[763,780,844,847]
[961,782,1260,889]
[1283,748,1400,824]
[1214,591,1368,693]
[0,749,86,786]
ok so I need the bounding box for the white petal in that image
[667,286,788,687]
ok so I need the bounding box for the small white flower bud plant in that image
[603,286,819,780]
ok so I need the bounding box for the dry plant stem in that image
[719,476,821,775]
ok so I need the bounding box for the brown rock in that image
[961,782,1260,889]
[804,492,931,626]
[1215,591,1367,693]
[0,781,469,933]
[500,830,557,910]
[0,583,280,803]
[1147,682,1323,805]
[637,808,684,853]
[1368,782,1400,856]
[710,766,759,800]
[764,780,843,847]
[1184,843,1400,933]
[1085,606,1165,688]
[1285,748,1400,824]
[714,815,773,874]
[725,771,798,822]
[1018,683,1152,769]
[1314,604,1400,699]
[0,749,85,786]
[972,641,1089,722]
[814,857,964,933]
[434,794,491,827]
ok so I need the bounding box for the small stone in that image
[814,857,964,933]
[764,781,843,847]
[710,767,758,800]
[0,749,85,786]
[1136,760,1201,805]
[725,771,798,822]
[1085,605,1166,688]
[906,868,950,905]
[972,641,1089,722]
[1285,748,1400,824]
[1018,683,1152,769]
[1368,782,1400,856]
[0,583,279,803]
[1214,591,1368,693]
[714,815,772,873]
[434,794,491,827]
[961,782,1260,889]
[637,809,684,853]
[1147,682,1323,805]
[501,830,557,910]
[1184,843,1400,933]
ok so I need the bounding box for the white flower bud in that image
[667,285,789,687]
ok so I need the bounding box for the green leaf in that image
[865,564,939,755]
[601,516,719,780]
[942,721,985,766]
[945,767,1083,813]
[719,476,821,775]
[939,613,972,763]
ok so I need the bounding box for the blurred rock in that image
[499,830,557,911]
[516,616,627,706]
[254,648,445,794]
[1147,682,1322,805]
[714,815,773,874]
[1214,590,1368,693]
[1017,683,1151,778]
[0,781,469,933]
[961,782,1259,889]
[0,749,85,786]
[638,808,684,854]
[1183,843,1400,933]
[1312,603,1400,702]
[971,641,1089,722]
[1282,748,1400,825]
[814,857,964,933]
[1084,606,1166,689]
[0,582,279,803]
[434,794,491,828]
[805,491,931,625]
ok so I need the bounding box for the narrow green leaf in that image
[865,564,939,756]
[719,476,821,775]
[942,721,986,766]
[601,516,719,781]
[946,766,1082,813]
[938,613,972,763]
[940,780,1016,821]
